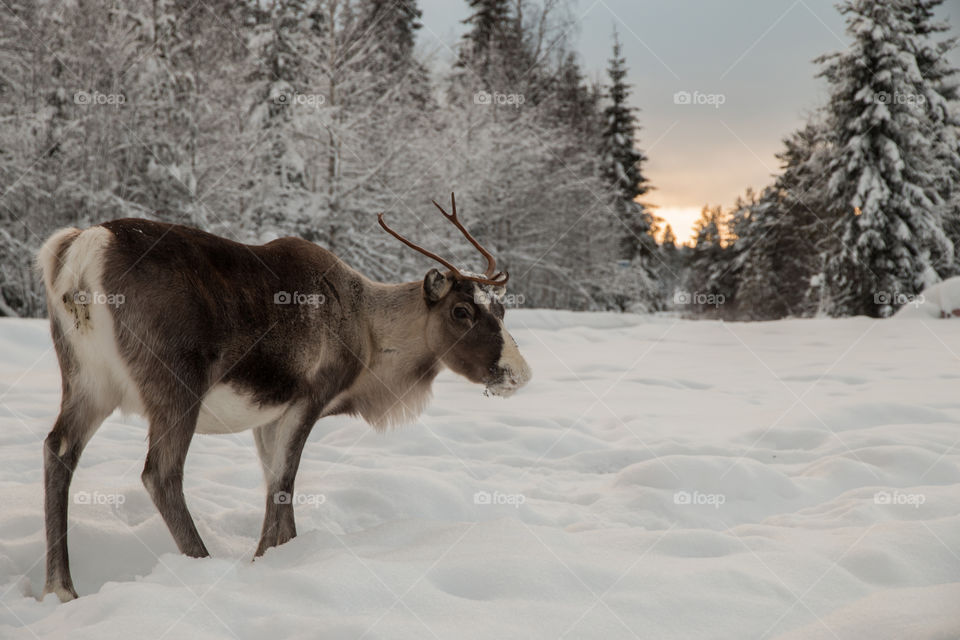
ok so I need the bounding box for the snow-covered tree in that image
[357,0,430,106]
[241,0,316,238]
[731,124,828,319]
[661,225,677,247]
[0,0,669,317]
[907,0,960,272]
[600,31,654,259]
[818,0,954,317]
[458,0,510,72]
[547,52,601,140]
[596,30,661,310]
[683,206,736,316]
[453,0,569,108]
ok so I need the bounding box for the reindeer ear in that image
[423,269,453,302]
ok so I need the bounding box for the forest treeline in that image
[0,0,957,320]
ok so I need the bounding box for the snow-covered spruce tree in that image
[907,0,960,272]
[818,0,953,317]
[729,192,789,320]
[598,30,660,312]
[683,206,737,316]
[732,124,828,319]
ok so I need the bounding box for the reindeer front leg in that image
[253,406,318,557]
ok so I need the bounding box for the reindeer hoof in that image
[43,583,78,602]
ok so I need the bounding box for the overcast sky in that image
[415,0,960,243]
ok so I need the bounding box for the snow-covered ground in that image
[1,310,959,639]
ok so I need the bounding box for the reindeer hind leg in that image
[43,387,114,601]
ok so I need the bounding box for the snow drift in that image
[1,311,958,638]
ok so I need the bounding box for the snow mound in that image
[894,275,960,318]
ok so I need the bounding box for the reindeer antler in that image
[378,192,509,286]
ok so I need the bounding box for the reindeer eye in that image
[452,304,472,321]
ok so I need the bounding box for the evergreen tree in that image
[456,0,511,84]
[601,31,652,251]
[657,224,685,306]
[907,0,960,272]
[818,0,953,317]
[662,225,677,247]
[360,0,420,59]
[683,205,736,316]
[599,30,659,309]
[733,124,826,319]
[549,52,602,142]
[461,0,509,59]
[453,0,550,108]
[357,0,430,106]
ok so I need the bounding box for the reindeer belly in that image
[195,384,286,434]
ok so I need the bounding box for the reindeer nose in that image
[504,357,532,390]
[485,324,531,397]
[487,355,532,397]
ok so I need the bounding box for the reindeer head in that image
[379,194,532,397]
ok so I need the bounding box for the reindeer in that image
[37,194,531,601]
